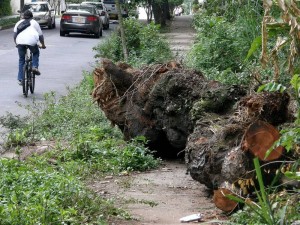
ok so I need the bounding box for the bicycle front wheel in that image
[29,73,35,94]
[22,65,29,97]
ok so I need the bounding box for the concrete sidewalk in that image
[165,15,196,62]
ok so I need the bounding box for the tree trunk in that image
[92,59,247,158]
[145,0,153,22]
[92,60,296,212]
[185,91,291,189]
[152,1,162,25]
[115,0,128,61]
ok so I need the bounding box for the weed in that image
[0,72,160,223]
[0,158,125,224]
[0,17,18,27]
[0,113,28,131]
[125,197,159,207]
[93,18,173,67]
[230,158,300,224]
[186,1,263,85]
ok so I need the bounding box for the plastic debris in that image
[180,213,202,223]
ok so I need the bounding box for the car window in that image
[78,6,95,14]
[23,4,49,12]
[67,5,80,10]
[37,4,49,12]
[93,4,104,10]
[82,3,104,10]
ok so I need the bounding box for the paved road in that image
[0,19,115,117]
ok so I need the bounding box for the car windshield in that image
[82,3,103,10]
[67,5,79,10]
[23,4,49,12]
[77,6,94,13]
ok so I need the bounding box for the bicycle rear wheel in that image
[22,65,29,97]
[29,73,35,94]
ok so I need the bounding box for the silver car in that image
[81,2,110,29]
[19,2,56,29]
[60,5,103,38]
[103,0,128,20]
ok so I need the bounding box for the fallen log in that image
[91,59,295,212]
[92,59,246,157]
[185,91,291,194]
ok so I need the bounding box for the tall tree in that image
[116,0,128,61]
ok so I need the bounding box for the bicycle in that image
[22,45,36,97]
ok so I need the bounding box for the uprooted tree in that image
[92,58,296,212]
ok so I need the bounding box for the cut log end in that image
[213,188,238,213]
[242,120,284,161]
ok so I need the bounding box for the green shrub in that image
[229,158,300,225]
[0,17,19,28]
[186,2,263,85]
[20,74,122,141]
[0,71,160,223]
[0,0,12,17]
[54,132,160,176]
[0,158,122,224]
[93,18,173,67]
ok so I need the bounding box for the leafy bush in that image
[0,72,161,223]
[0,17,19,28]
[230,160,300,225]
[60,134,160,175]
[0,158,123,224]
[186,2,263,85]
[93,18,173,67]
[0,0,12,17]
[20,74,122,142]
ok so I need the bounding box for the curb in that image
[0,24,15,30]
[0,15,19,31]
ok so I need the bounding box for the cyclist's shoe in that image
[32,67,41,75]
[18,80,22,86]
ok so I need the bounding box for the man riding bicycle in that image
[13,10,46,85]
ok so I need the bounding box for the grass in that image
[230,158,300,225]
[0,72,161,224]
[0,17,19,29]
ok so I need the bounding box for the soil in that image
[90,160,227,225]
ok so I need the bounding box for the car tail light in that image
[87,16,98,22]
[100,11,106,16]
[61,14,71,20]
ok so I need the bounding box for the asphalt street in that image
[0,18,116,116]
[0,18,116,147]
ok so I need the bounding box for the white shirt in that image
[14,19,43,46]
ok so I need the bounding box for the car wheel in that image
[48,21,52,29]
[94,29,100,38]
[60,30,65,36]
[100,28,103,37]
[52,18,56,28]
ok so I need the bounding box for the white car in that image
[18,2,56,29]
[81,2,110,29]
[102,0,128,20]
